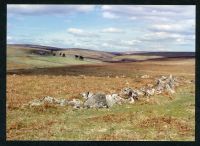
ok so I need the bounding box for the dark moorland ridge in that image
[8,44,195,58]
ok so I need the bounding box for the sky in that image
[7,5,195,52]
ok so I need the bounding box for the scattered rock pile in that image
[28,96,67,107]
[154,74,177,94]
[26,96,81,108]
[120,74,180,103]
[25,75,192,109]
[81,92,125,108]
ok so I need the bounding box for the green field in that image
[7,46,102,70]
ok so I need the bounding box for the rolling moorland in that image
[7,44,195,71]
[6,44,195,140]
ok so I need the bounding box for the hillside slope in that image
[7,44,195,70]
[7,45,103,70]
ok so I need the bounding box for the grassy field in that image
[6,58,195,141]
[7,85,195,140]
[7,46,102,70]
[58,48,115,61]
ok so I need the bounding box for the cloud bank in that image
[7,5,195,52]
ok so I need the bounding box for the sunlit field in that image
[7,58,195,140]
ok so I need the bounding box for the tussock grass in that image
[6,58,195,140]
[7,84,195,140]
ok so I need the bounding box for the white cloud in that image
[120,40,141,46]
[143,31,183,41]
[7,5,195,52]
[67,28,99,37]
[150,20,195,34]
[141,30,194,47]
[68,28,84,35]
[98,38,141,51]
[7,5,95,15]
[151,24,178,31]
[102,42,111,47]
[102,12,119,19]
[101,27,124,33]
[130,16,137,20]
[100,5,195,23]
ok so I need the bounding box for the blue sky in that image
[7,5,195,52]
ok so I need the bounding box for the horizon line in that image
[7,43,196,53]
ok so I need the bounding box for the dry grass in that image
[113,54,163,61]
[7,75,156,108]
[6,58,195,140]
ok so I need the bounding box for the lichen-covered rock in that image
[42,96,54,104]
[29,99,43,107]
[135,88,145,97]
[27,96,68,107]
[106,94,124,107]
[121,87,139,100]
[83,93,108,108]
[24,74,186,110]
[127,97,135,104]
[135,89,145,97]
[106,95,116,107]
[145,88,155,96]
[68,99,83,108]
[154,74,177,94]
[155,79,165,93]
[81,92,94,100]
[112,94,126,104]
[165,84,175,94]
[59,99,68,106]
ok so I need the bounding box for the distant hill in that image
[7,44,103,70]
[131,52,195,58]
[7,44,195,70]
[8,44,64,51]
[110,51,195,62]
[111,51,195,58]
[9,44,195,60]
[8,44,116,61]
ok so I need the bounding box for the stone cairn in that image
[25,75,193,109]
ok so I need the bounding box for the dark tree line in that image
[50,50,84,60]
[75,55,84,60]
[51,52,66,57]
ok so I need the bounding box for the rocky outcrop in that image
[154,74,177,94]
[106,94,125,107]
[68,99,83,109]
[24,74,191,109]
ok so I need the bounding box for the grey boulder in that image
[83,92,108,108]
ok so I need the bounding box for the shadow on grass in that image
[6,63,141,77]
